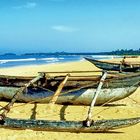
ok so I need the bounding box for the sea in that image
[0,54,121,68]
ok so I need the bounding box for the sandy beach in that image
[0,58,140,140]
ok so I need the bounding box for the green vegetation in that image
[107,49,140,55]
[1,49,140,56]
[22,49,140,56]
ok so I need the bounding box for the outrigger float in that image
[0,71,139,132]
[0,117,140,133]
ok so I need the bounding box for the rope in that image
[94,84,140,117]
[94,96,118,117]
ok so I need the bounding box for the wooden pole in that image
[49,74,70,104]
[85,71,107,127]
[0,73,45,119]
[39,70,103,74]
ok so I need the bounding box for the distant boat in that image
[85,57,140,72]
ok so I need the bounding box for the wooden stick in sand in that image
[85,71,107,127]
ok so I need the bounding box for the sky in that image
[0,0,140,54]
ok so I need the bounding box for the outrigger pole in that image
[85,71,107,126]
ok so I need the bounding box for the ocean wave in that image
[38,57,64,63]
[0,58,36,64]
[38,57,64,61]
[0,57,64,65]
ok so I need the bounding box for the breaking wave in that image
[0,58,36,64]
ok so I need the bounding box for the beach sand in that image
[0,58,140,140]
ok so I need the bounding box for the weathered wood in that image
[39,70,103,74]
[51,76,101,81]
[0,86,138,105]
[0,72,140,88]
[49,74,69,104]
[86,72,107,126]
[0,117,140,132]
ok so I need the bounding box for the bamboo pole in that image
[39,71,125,75]
[85,71,107,127]
[0,73,45,119]
[49,74,70,104]
[52,76,101,81]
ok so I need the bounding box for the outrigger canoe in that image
[0,71,139,105]
[0,72,140,132]
[85,57,140,72]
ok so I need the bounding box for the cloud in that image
[13,2,37,9]
[24,2,37,8]
[52,25,78,32]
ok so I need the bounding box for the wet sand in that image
[0,58,140,140]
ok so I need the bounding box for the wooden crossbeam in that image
[39,70,103,74]
[49,74,70,104]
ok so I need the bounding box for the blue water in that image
[0,54,121,68]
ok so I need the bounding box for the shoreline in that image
[0,56,139,76]
[0,60,97,76]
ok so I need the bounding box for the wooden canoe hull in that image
[85,57,140,72]
[0,72,140,89]
[0,86,138,105]
[0,117,140,132]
